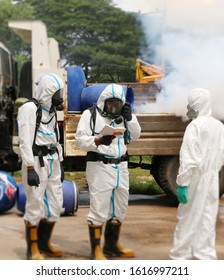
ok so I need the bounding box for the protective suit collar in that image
[34,73,64,110]
[97,84,126,112]
[187,88,212,118]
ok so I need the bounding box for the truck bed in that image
[64,113,188,157]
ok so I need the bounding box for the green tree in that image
[28,0,145,82]
[0,0,34,53]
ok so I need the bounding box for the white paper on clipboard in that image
[100,124,126,136]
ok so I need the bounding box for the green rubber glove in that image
[177,186,188,204]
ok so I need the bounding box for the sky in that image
[113,0,224,35]
[113,1,224,119]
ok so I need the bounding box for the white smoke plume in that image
[137,30,224,120]
[114,0,224,120]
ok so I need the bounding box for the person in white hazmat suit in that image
[17,73,64,260]
[170,88,224,260]
[75,84,141,260]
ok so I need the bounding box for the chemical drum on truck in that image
[67,65,87,113]
[81,84,134,111]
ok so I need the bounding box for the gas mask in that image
[186,104,198,119]
[52,89,64,111]
[103,98,123,122]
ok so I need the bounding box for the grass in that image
[129,167,162,195]
[12,170,22,183]
[128,156,163,195]
[65,171,87,190]
[11,156,163,195]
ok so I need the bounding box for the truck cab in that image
[0,42,18,171]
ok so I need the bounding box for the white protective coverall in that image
[17,74,64,225]
[170,88,224,260]
[75,84,141,224]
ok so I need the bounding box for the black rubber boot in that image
[88,224,107,260]
[25,221,44,260]
[103,220,135,257]
[38,219,62,257]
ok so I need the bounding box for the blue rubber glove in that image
[177,186,188,204]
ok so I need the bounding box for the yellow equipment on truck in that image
[135,58,164,83]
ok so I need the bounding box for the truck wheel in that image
[157,155,179,198]
[152,155,224,198]
[151,156,162,187]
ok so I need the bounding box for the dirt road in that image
[0,194,224,260]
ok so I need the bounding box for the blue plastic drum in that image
[0,171,17,213]
[67,66,87,112]
[16,180,78,216]
[62,180,79,215]
[81,84,134,111]
[15,182,26,213]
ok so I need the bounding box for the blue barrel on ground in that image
[16,180,79,216]
[0,171,17,213]
[80,84,134,111]
[62,180,79,215]
[67,66,87,113]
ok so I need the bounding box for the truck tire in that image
[151,155,162,187]
[152,155,224,199]
[157,155,179,198]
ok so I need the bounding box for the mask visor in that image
[52,89,64,107]
[104,98,123,118]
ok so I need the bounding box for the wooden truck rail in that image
[64,113,188,157]
[128,114,187,156]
